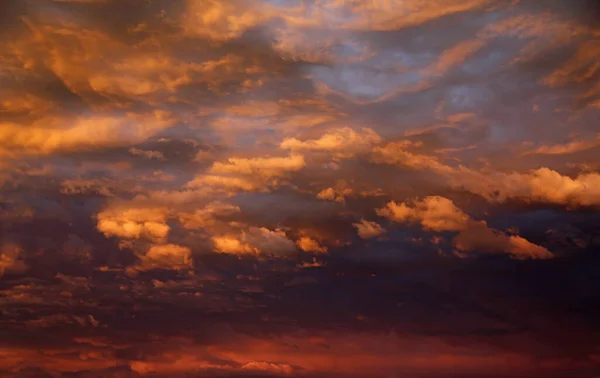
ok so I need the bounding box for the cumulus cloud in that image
[212,227,296,257]
[377,196,470,232]
[372,142,600,207]
[178,202,241,230]
[296,237,328,254]
[129,148,165,160]
[353,219,386,240]
[281,127,382,158]
[133,244,193,272]
[96,207,170,241]
[378,196,552,259]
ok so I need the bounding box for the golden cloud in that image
[296,237,328,254]
[378,196,552,260]
[353,219,386,240]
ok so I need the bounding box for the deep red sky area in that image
[1,0,599,377]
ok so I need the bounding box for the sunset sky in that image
[1,0,600,377]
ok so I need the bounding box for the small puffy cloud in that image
[281,127,382,158]
[134,244,193,272]
[377,196,470,232]
[129,148,165,160]
[353,219,386,239]
[212,227,296,257]
[296,237,328,254]
[317,187,353,203]
[245,227,297,257]
[59,178,117,197]
[212,236,259,255]
[96,207,170,240]
[179,202,241,230]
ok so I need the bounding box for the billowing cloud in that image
[378,196,552,259]
[377,196,469,232]
[353,219,386,240]
[132,244,194,272]
[296,237,328,254]
[96,207,170,241]
[212,227,296,256]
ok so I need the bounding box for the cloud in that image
[212,235,259,255]
[182,0,265,42]
[453,221,554,260]
[129,148,165,160]
[178,202,241,230]
[372,142,600,206]
[281,127,382,158]
[477,168,600,207]
[316,186,353,203]
[212,227,296,256]
[378,196,552,259]
[353,219,386,239]
[96,207,170,240]
[377,196,469,232]
[186,174,262,193]
[210,154,306,178]
[241,361,293,375]
[2,2,600,377]
[296,237,328,254]
[0,243,28,277]
[0,110,176,155]
[133,244,193,272]
[522,133,600,155]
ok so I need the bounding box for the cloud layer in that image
[1,0,599,377]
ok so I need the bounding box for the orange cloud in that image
[209,154,306,178]
[296,237,328,254]
[0,110,176,155]
[378,196,552,259]
[133,244,193,272]
[281,127,382,158]
[377,196,469,232]
[372,142,600,207]
[129,148,165,160]
[212,227,296,256]
[96,207,170,241]
[0,243,28,278]
[178,202,241,230]
[353,219,386,239]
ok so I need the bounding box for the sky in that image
[1,0,600,377]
